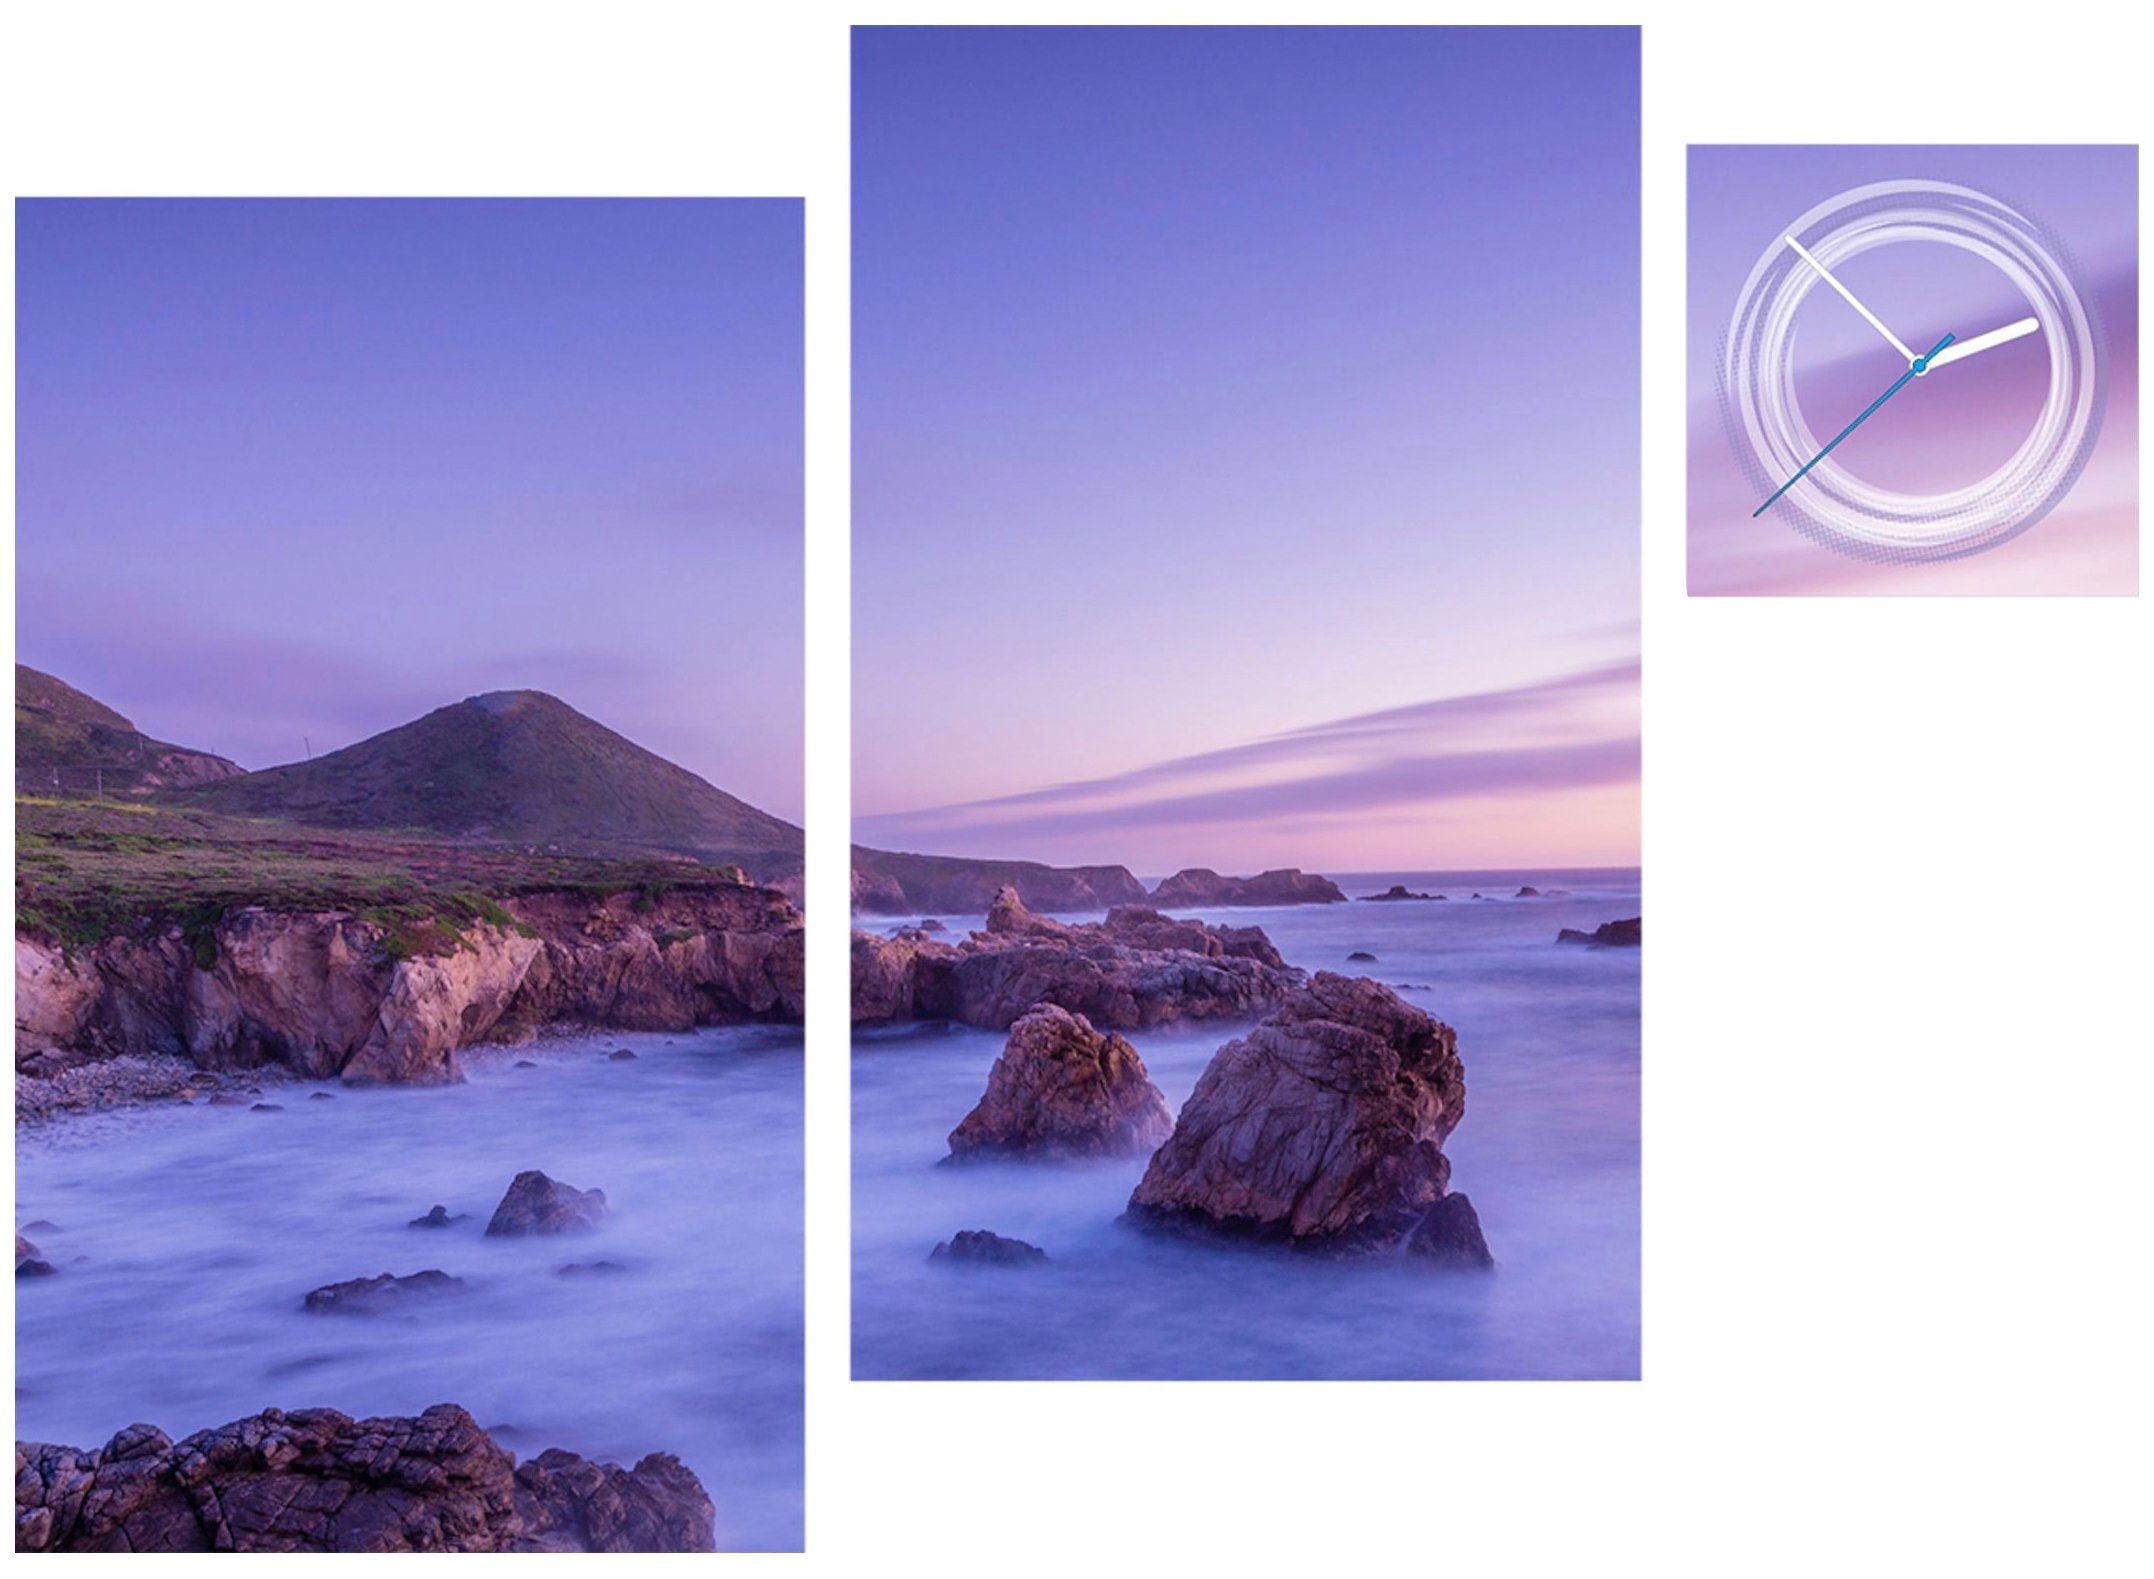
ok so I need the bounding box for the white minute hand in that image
[1785,235,1919,363]
[1920,316,2040,372]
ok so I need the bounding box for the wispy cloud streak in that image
[857,656,1640,850]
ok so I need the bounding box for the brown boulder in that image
[983,884,1072,939]
[484,1171,607,1237]
[1124,973,1481,1258]
[946,1005,1174,1163]
[13,1404,713,1552]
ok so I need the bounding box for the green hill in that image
[175,690,802,881]
[15,665,243,796]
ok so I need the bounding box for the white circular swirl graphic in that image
[1719,179,2105,563]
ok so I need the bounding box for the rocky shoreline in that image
[16,1093,764,1550]
[860,890,1495,1274]
[15,1052,303,1128]
[16,1404,714,1552]
[15,881,804,1092]
[852,887,1304,1030]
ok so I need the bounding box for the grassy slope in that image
[16,664,242,794]
[15,797,760,955]
[175,691,801,881]
[851,845,1135,892]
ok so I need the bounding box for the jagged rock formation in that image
[1147,868,1347,908]
[928,1230,1048,1267]
[850,848,1146,916]
[851,888,1302,1030]
[1556,917,1641,948]
[14,1404,714,1552]
[15,883,803,1086]
[302,1269,466,1314]
[1359,884,1441,901]
[16,1234,56,1278]
[1124,973,1487,1263]
[485,1171,607,1237]
[946,1005,1174,1163]
[14,665,242,798]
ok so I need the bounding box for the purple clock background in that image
[1688,145,2137,596]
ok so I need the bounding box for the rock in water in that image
[1148,867,1348,908]
[945,1005,1174,1163]
[16,1234,57,1278]
[928,1230,1048,1267]
[13,1404,715,1551]
[485,1171,608,1237]
[1124,973,1483,1258]
[1556,917,1641,948]
[1405,1192,1495,1269]
[303,1270,466,1314]
[408,1205,464,1229]
[1347,950,1377,962]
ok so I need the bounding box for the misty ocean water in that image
[853,871,1640,1381]
[15,1026,803,1551]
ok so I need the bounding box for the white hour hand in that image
[1921,316,2040,372]
[1785,234,1919,364]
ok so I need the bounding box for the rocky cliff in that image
[15,883,803,1087]
[850,848,1146,916]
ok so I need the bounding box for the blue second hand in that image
[1754,330,1956,517]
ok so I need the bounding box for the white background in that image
[3,3,2146,1572]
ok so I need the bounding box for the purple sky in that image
[1687,146,2138,596]
[17,199,804,817]
[853,26,1640,873]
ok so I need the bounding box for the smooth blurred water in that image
[15,1026,804,1552]
[853,869,1639,1381]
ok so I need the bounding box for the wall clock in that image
[1719,178,2105,563]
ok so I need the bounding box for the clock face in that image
[1719,179,2106,563]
